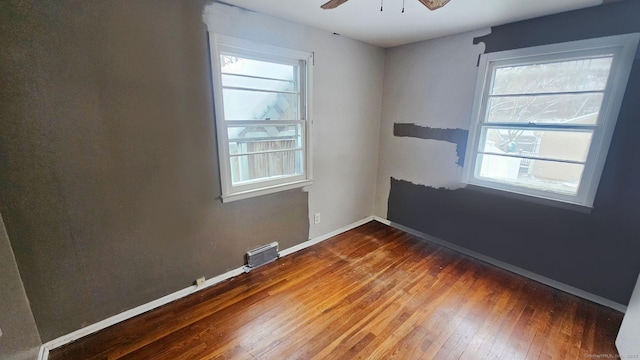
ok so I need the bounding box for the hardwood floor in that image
[49,221,623,359]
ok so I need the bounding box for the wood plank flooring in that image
[49,221,623,359]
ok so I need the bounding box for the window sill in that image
[463,183,593,214]
[221,179,313,203]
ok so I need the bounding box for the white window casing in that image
[462,33,640,208]
[207,34,314,203]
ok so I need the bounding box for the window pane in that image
[222,89,299,120]
[476,154,584,196]
[481,128,592,163]
[230,150,304,185]
[220,55,297,82]
[228,124,303,155]
[491,56,613,95]
[221,73,296,92]
[487,93,603,125]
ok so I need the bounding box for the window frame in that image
[208,34,314,203]
[462,33,640,208]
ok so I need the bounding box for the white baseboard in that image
[40,214,623,360]
[376,218,627,313]
[38,216,376,360]
[279,216,375,258]
[371,215,390,226]
[37,346,48,360]
[38,265,248,359]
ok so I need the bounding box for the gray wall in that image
[0,214,41,360]
[378,0,640,305]
[0,0,309,341]
[0,0,384,342]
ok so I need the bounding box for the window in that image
[208,35,313,202]
[463,34,639,207]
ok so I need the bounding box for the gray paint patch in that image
[387,0,640,305]
[394,123,468,166]
[473,1,640,54]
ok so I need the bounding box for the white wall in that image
[374,29,488,217]
[617,271,640,357]
[203,3,385,239]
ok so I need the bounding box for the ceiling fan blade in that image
[321,0,349,10]
[417,0,451,11]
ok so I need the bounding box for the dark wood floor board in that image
[315,247,456,359]
[257,237,425,359]
[50,221,623,360]
[120,230,415,360]
[459,274,531,359]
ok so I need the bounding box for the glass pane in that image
[222,88,299,121]
[491,56,613,95]
[228,124,303,155]
[220,55,297,82]
[487,93,603,125]
[481,128,592,163]
[230,150,304,185]
[476,154,584,196]
[222,73,295,92]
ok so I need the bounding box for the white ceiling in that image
[217,0,603,48]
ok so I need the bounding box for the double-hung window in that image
[209,35,313,202]
[463,34,639,208]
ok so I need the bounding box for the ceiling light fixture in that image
[321,0,451,11]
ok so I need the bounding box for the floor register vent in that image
[246,242,279,269]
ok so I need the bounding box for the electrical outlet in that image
[195,276,205,287]
[314,213,321,224]
[0,327,3,338]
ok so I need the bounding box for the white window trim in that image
[207,34,314,203]
[462,33,640,208]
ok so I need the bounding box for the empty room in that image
[2,0,640,359]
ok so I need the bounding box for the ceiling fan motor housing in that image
[321,0,451,11]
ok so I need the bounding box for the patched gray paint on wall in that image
[393,124,468,166]
[382,0,640,305]
[0,214,41,360]
[374,29,488,218]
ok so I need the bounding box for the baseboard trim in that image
[40,214,622,359]
[371,215,391,226]
[38,216,376,359]
[278,216,376,258]
[37,345,48,360]
[376,218,627,313]
[39,265,248,359]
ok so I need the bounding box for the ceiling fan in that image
[321,0,451,11]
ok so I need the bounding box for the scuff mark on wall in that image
[394,123,468,166]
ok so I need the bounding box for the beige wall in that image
[203,3,386,240]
